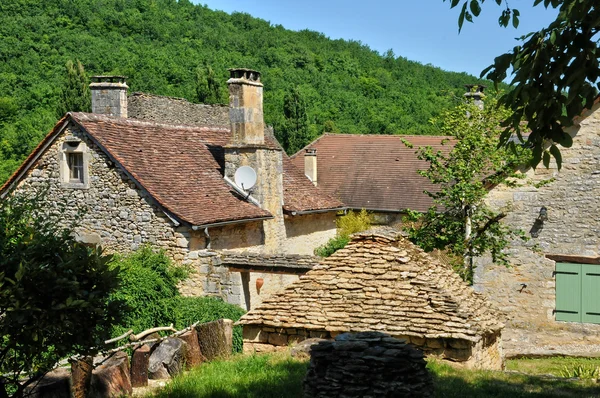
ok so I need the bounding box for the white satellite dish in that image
[234,166,257,190]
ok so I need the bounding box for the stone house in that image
[290,134,452,225]
[238,228,504,370]
[474,100,600,357]
[0,69,343,310]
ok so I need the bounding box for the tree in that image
[445,0,599,169]
[403,94,530,283]
[57,59,91,117]
[0,192,123,398]
[195,64,224,104]
[283,86,311,154]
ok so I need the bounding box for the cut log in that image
[179,329,204,368]
[148,338,186,379]
[195,319,233,360]
[90,351,132,398]
[70,356,93,398]
[130,345,151,388]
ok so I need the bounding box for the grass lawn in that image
[149,354,600,398]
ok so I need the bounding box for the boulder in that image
[148,338,186,379]
[196,319,233,360]
[90,351,132,398]
[290,338,326,359]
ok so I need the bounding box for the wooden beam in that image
[545,254,600,265]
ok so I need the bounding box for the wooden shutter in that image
[555,262,581,322]
[582,264,600,324]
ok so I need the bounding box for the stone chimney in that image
[227,68,264,145]
[464,84,485,110]
[223,68,285,253]
[304,149,317,186]
[90,76,128,117]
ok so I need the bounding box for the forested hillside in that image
[0,0,489,184]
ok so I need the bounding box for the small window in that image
[68,152,84,183]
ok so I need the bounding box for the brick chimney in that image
[464,84,485,110]
[227,68,264,145]
[90,76,128,117]
[304,149,317,186]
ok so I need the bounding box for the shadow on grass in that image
[432,367,600,398]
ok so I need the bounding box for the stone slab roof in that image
[238,227,503,342]
[290,134,454,212]
[221,252,320,274]
[1,112,342,225]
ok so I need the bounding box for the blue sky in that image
[192,0,558,78]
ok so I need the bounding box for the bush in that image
[315,209,372,257]
[109,247,246,352]
[336,209,373,238]
[170,296,246,353]
[0,192,123,397]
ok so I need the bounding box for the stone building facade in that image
[1,69,343,310]
[474,101,600,356]
[239,228,504,370]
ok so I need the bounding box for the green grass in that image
[149,354,600,398]
[150,353,308,398]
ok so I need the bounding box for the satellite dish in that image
[234,166,257,190]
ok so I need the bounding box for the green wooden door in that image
[555,262,582,322]
[582,264,600,324]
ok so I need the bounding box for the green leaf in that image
[549,144,562,170]
[512,13,520,28]
[450,0,461,8]
[543,151,551,168]
[470,0,481,17]
[458,2,468,32]
[550,31,557,45]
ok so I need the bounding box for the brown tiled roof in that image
[1,112,341,225]
[280,154,343,214]
[238,227,503,342]
[290,134,454,212]
[72,113,272,226]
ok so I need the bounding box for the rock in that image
[90,351,132,398]
[131,345,151,387]
[290,338,326,359]
[179,329,205,368]
[148,338,186,379]
[196,319,233,360]
[27,367,71,398]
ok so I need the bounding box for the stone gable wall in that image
[474,104,600,356]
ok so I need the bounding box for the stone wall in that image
[303,332,434,398]
[474,103,600,356]
[128,93,229,127]
[242,325,503,369]
[14,124,187,260]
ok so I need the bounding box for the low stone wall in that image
[242,326,503,369]
[303,332,434,398]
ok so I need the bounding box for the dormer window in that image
[59,137,89,189]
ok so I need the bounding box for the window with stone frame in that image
[60,137,89,189]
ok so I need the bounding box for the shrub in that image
[315,209,372,257]
[0,192,123,397]
[109,247,246,352]
[561,364,600,380]
[336,209,372,238]
[170,296,246,353]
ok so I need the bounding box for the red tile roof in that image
[290,134,454,212]
[1,113,341,226]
